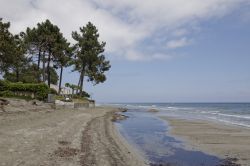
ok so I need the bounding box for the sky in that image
[1,0,250,103]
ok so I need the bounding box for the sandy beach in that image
[2,99,250,166]
[0,99,146,166]
[161,116,250,166]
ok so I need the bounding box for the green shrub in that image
[77,91,90,98]
[0,90,14,97]
[0,80,49,100]
[49,88,58,95]
[55,95,64,100]
[0,80,9,91]
[71,94,90,102]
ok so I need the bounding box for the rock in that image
[219,158,240,166]
[111,113,128,122]
[0,98,9,112]
[0,98,9,105]
[118,108,128,112]
[32,101,38,106]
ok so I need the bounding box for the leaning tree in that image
[72,22,111,94]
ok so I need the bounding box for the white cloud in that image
[0,0,249,61]
[173,29,189,37]
[167,37,192,49]
[125,50,171,61]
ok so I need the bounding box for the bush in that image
[77,91,90,98]
[55,95,64,100]
[49,88,58,95]
[0,80,49,100]
[0,90,14,97]
[0,80,9,91]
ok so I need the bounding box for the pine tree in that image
[10,34,29,82]
[0,18,15,73]
[72,22,111,93]
[25,19,64,87]
[53,36,73,94]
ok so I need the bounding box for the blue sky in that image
[1,0,250,102]
[86,10,250,102]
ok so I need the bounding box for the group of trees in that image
[0,18,111,95]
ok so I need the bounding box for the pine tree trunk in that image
[79,68,85,93]
[37,49,41,82]
[42,51,46,82]
[47,50,51,87]
[37,49,41,69]
[16,68,20,82]
[58,65,63,95]
[76,75,81,94]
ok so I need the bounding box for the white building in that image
[50,84,72,95]
[61,86,72,95]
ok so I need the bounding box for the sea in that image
[108,103,250,128]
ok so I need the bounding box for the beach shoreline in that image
[2,99,250,166]
[160,116,250,166]
[0,99,146,166]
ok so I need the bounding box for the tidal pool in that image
[115,109,224,166]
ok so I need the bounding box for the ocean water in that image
[110,103,250,128]
[107,103,249,165]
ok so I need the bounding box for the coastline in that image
[2,99,250,166]
[160,116,250,166]
[0,99,146,166]
[80,109,147,166]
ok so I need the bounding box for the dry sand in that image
[0,99,146,166]
[161,116,250,166]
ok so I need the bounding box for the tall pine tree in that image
[72,22,111,93]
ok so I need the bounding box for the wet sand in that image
[80,111,146,166]
[161,116,250,166]
[0,99,146,166]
